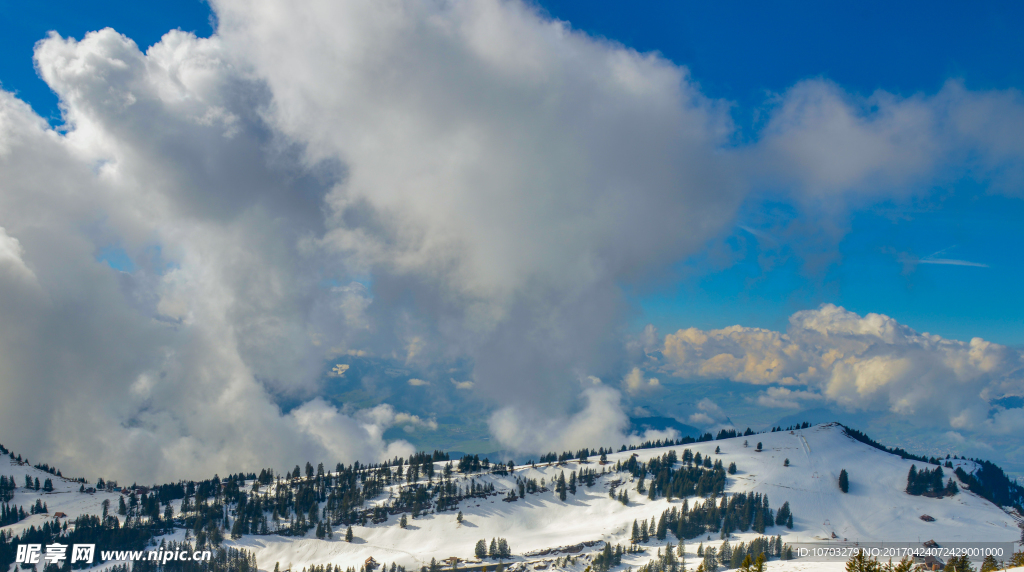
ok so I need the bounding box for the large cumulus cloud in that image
[658,304,1024,433]
[2,0,1024,481]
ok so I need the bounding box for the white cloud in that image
[2,0,1024,481]
[407,378,430,386]
[330,364,350,377]
[755,79,1024,199]
[687,398,729,427]
[489,385,631,454]
[659,304,1024,432]
[622,367,660,394]
[756,386,826,409]
[393,412,438,432]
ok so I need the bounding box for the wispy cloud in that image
[920,248,989,268]
[918,258,989,267]
[738,225,778,245]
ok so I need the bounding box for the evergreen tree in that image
[906,465,918,495]
[839,469,849,493]
[656,512,668,540]
[457,511,463,523]
[475,540,487,559]
[703,546,718,572]
[345,526,353,542]
[489,538,497,559]
[945,555,975,572]
[844,550,878,572]
[400,514,408,528]
[631,520,641,544]
[720,540,732,565]
[775,501,791,526]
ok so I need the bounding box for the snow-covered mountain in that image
[2,424,1022,572]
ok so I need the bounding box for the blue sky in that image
[1,0,1023,480]
[3,0,1020,345]
[538,1,1024,345]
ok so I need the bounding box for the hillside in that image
[2,424,1022,572]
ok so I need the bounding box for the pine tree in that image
[475,540,487,559]
[703,546,718,572]
[839,469,849,493]
[345,526,353,542]
[844,550,878,572]
[400,514,408,528]
[457,511,463,523]
[489,538,497,559]
[753,553,766,572]
[632,520,641,544]
[945,555,975,572]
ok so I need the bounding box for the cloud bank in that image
[1,0,1023,480]
[658,304,1024,434]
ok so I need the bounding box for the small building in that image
[364,557,378,571]
[53,512,67,519]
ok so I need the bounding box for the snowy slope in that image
[1,457,124,536]
[224,424,1022,572]
[3,424,1022,572]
